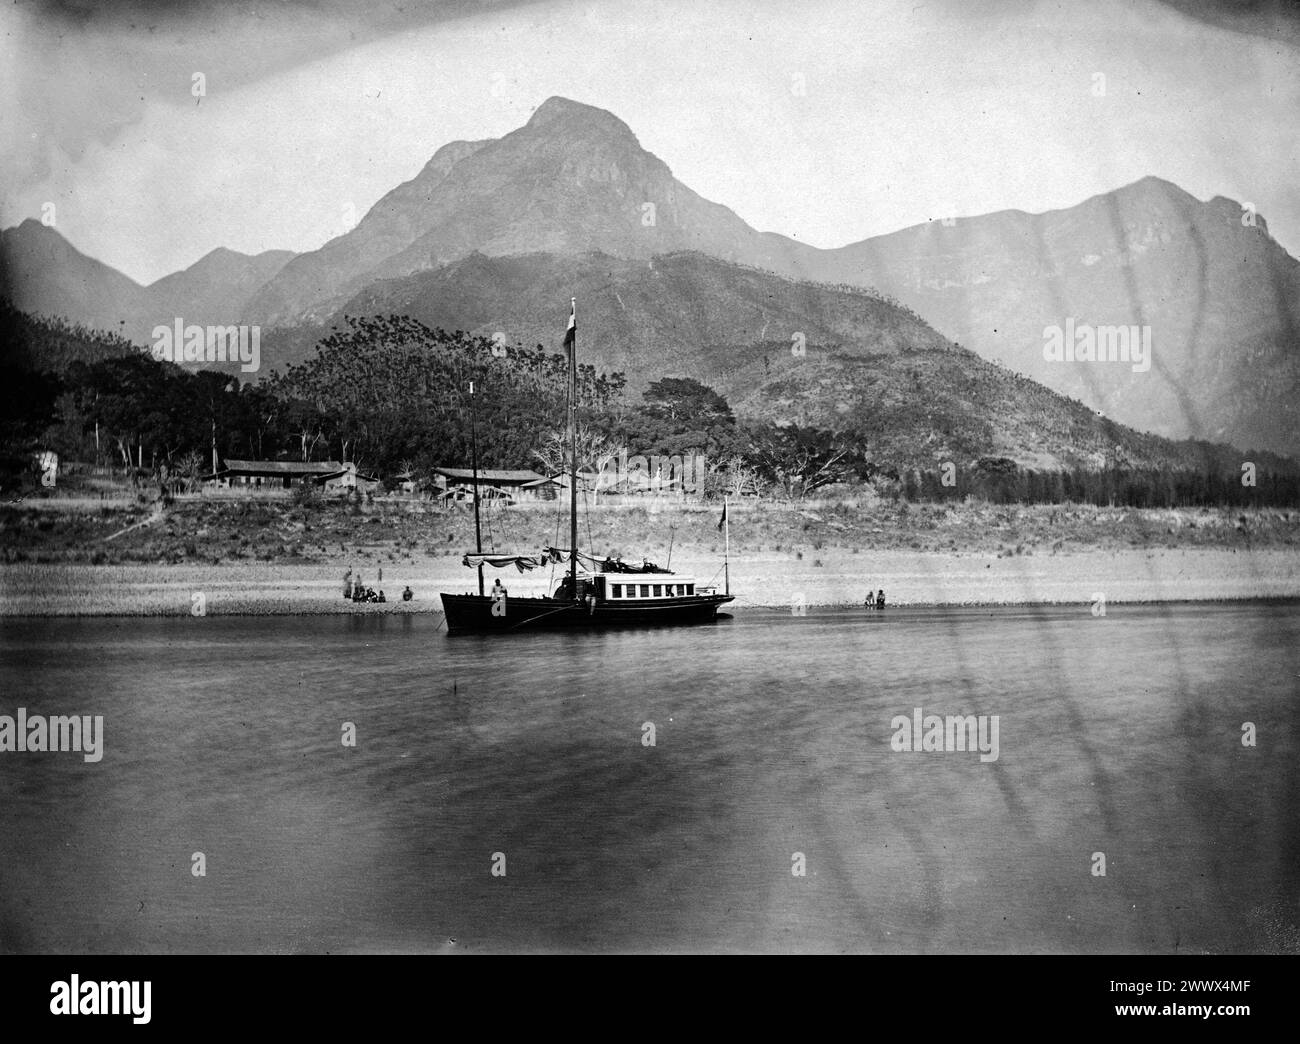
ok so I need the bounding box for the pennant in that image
[717,501,728,531]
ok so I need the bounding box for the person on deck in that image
[491,578,508,599]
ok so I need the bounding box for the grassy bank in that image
[3,494,1296,566]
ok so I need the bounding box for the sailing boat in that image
[439,299,735,634]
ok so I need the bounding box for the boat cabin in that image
[553,572,701,602]
[602,573,697,599]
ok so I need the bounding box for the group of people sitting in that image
[600,556,664,574]
[865,589,886,609]
[343,568,414,604]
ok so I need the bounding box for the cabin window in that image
[612,584,622,598]
[653,584,662,597]
[686,584,694,595]
[665,584,675,596]
[639,585,650,598]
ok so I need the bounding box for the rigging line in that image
[493,505,510,554]
[483,497,495,553]
[549,492,562,587]
[491,495,507,552]
[583,485,594,559]
[506,602,576,630]
[496,487,517,551]
[489,487,505,544]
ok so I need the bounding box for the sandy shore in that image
[1,547,1297,615]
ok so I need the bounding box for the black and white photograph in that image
[1,0,1297,985]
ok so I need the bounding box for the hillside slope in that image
[334,250,1229,471]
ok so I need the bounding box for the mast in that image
[568,297,578,598]
[469,379,484,596]
[723,493,730,596]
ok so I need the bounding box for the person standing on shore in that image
[343,568,353,600]
[876,589,886,610]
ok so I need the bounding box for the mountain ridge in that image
[321,248,1280,470]
[4,95,1296,454]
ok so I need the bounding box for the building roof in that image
[529,472,597,489]
[600,472,685,489]
[221,459,344,475]
[434,467,547,484]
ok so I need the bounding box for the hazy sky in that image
[3,0,1298,283]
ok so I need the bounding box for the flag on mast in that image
[563,300,576,353]
[717,500,728,531]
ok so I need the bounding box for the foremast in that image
[565,297,578,600]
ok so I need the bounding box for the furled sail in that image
[463,547,673,575]
[540,546,670,574]
[461,553,542,572]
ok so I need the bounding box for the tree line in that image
[1,301,1295,507]
[899,459,1297,509]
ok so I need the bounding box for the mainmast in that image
[566,298,578,598]
[469,378,484,596]
[723,493,730,595]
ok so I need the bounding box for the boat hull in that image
[439,592,734,634]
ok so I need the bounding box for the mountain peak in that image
[10,217,58,239]
[1117,175,1194,199]
[526,96,639,139]
[529,95,604,120]
[3,220,89,262]
[199,246,241,262]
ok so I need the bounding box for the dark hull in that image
[439,592,734,634]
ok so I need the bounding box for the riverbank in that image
[2,497,1296,615]
[2,547,1297,615]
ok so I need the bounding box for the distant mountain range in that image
[2,95,1296,457]
[808,178,1300,459]
[0,222,293,345]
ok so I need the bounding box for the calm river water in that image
[1,603,1296,953]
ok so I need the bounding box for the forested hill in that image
[3,305,1295,504]
[1,300,143,373]
[332,250,1289,471]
